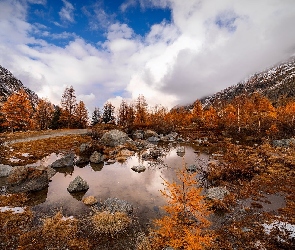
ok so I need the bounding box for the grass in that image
[0,134,91,165]
[91,211,132,236]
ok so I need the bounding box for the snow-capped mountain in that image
[0,65,38,105]
[201,57,295,107]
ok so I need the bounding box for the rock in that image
[103,197,133,214]
[132,130,144,140]
[186,164,197,172]
[206,186,229,200]
[82,196,98,205]
[272,138,295,147]
[7,166,49,193]
[144,130,159,139]
[90,151,104,164]
[49,152,75,168]
[105,159,116,165]
[101,130,131,147]
[131,165,146,173]
[67,176,89,193]
[46,167,56,180]
[75,155,89,165]
[149,149,162,159]
[147,136,160,143]
[0,164,12,177]
[79,142,92,154]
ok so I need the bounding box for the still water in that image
[31,144,208,224]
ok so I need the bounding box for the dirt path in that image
[3,129,91,145]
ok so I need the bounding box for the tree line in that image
[0,86,88,132]
[1,85,295,139]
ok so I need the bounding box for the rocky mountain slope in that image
[201,57,295,107]
[0,65,38,105]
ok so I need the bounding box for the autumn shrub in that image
[18,211,91,250]
[151,166,212,250]
[91,211,132,236]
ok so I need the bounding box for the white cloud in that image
[59,0,75,23]
[0,0,295,115]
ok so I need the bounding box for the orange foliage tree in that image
[74,100,88,128]
[134,95,149,126]
[34,98,54,130]
[60,86,77,128]
[151,166,212,249]
[1,90,34,131]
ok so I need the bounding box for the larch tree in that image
[74,100,88,128]
[1,89,34,132]
[34,98,54,130]
[151,165,212,249]
[134,95,149,126]
[61,86,77,128]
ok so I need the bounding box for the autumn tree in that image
[34,98,54,130]
[61,86,77,128]
[74,100,88,128]
[1,89,34,131]
[151,165,212,249]
[102,102,115,124]
[91,107,101,126]
[203,106,218,130]
[134,95,149,126]
[149,105,170,134]
[191,100,204,126]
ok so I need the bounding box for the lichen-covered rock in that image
[90,151,104,164]
[67,176,89,193]
[272,138,295,147]
[79,142,92,154]
[101,130,131,147]
[186,164,197,172]
[103,197,133,214]
[7,166,49,193]
[49,152,75,168]
[0,164,12,177]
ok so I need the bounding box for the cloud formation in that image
[0,0,295,113]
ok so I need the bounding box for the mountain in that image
[201,57,295,107]
[0,65,38,105]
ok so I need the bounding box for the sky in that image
[0,0,295,113]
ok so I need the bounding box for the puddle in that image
[32,145,209,225]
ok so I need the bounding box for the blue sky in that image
[0,0,295,113]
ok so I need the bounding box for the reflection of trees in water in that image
[146,158,169,170]
[193,156,210,188]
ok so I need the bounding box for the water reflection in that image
[33,144,208,223]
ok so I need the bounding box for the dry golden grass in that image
[0,193,28,206]
[136,233,152,250]
[18,211,91,250]
[0,134,91,165]
[91,211,132,236]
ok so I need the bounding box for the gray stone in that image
[144,130,159,139]
[89,151,104,164]
[186,164,197,172]
[272,138,295,147]
[0,164,12,177]
[49,152,75,168]
[206,186,229,200]
[147,136,160,143]
[132,130,144,140]
[103,197,133,214]
[75,155,89,165]
[7,166,49,193]
[131,165,146,173]
[101,130,131,147]
[67,176,89,193]
[79,142,92,154]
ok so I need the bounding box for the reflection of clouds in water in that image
[34,145,206,218]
